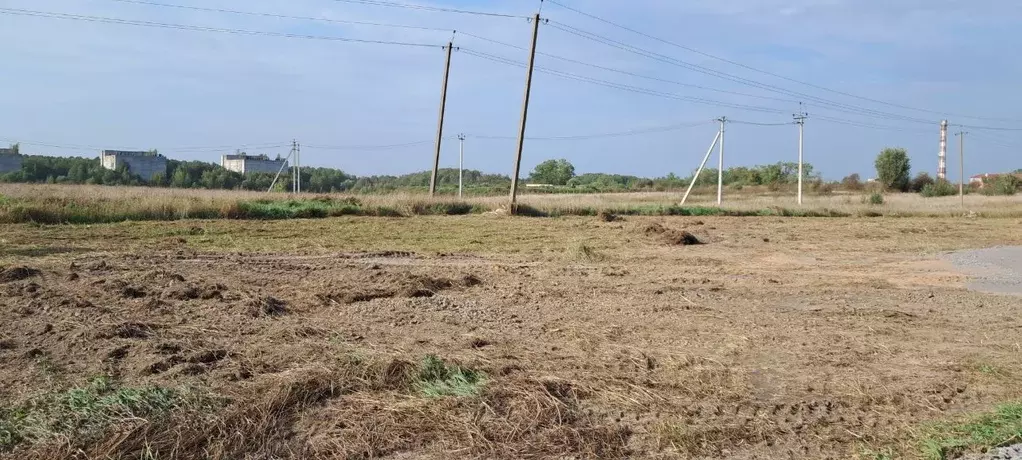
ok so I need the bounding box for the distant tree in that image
[529,159,575,185]
[909,172,935,193]
[875,148,912,192]
[9,143,19,155]
[841,173,863,191]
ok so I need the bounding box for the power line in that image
[328,0,525,19]
[459,31,798,104]
[460,49,788,114]
[544,0,1021,124]
[953,124,1022,132]
[813,116,932,133]
[545,21,938,125]
[472,120,715,141]
[105,0,455,33]
[0,7,444,48]
[304,140,437,150]
[0,137,290,152]
[729,120,792,127]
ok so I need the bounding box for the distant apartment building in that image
[100,150,168,181]
[0,147,23,174]
[221,153,287,175]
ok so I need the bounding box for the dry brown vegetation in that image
[2,208,1022,459]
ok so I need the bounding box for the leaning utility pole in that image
[716,116,727,206]
[955,131,968,208]
[458,133,466,199]
[269,141,297,193]
[430,41,455,197]
[509,13,542,212]
[794,108,808,205]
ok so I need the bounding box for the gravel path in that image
[948,246,1022,296]
[959,444,1022,459]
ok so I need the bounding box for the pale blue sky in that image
[1,0,1020,179]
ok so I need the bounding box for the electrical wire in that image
[329,0,525,19]
[729,120,793,126]
[460,49,788,115]
[105,0,455,33]
[304,140,436,150]
[472,120,714,141]
[0,7,444,48]
[546,21,945,125]
[544,0,1022,124]
[459,31,799,104]
[812,116,932,133]
[0,137,290,152]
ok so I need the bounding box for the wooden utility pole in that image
[430,42,454,197]
[508,14,542,212]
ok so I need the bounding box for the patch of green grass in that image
[415,355,485,398]
[919,402,1022,460]
[0,376,185,451]
[858,445,897,460]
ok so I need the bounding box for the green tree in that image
[529,159,575,185]
[875,148,912,192]
[910,172,935,193]
[9,143,19,155]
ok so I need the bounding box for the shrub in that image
[910,172,935,193]
[920,179,957,198]
[863,192,884,205]
[840,174,864,191]
[981,175,1019,196]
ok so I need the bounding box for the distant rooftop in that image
[102,150,163,158]
[223,153,277,161]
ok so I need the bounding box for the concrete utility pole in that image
[509,13,542,213]
[458,133,466,199]
[938,120,949,180]
[292,139,298,194]
[269,141,296,193]
[956,131,968,208]
[716,116,727,206]
[794,108,808,205]
[430,42,455,197]
[296,142,302,194]
[680,130,722,206]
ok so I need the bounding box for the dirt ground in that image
[2,215,1021,459]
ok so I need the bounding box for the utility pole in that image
[716,116,727,206]
[291,139,298,194]
[794,108,808,205]
[938,120,949,180]
[680,130,722,206]
[509,13,542,213]
[430,42,455,197]
[458,134,466,199]
[297,142,302,194]
[269,141,296,193]
[955,131,967,208]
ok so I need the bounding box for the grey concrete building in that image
[221,153,287,175]
[0,148,22,174]
[100,150,167,181]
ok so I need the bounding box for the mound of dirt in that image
[248,296,289,317]
[597,211,620,222]
[642,223,704,246]
[0,266,41,283]
[336,274,484,305]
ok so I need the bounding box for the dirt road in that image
[950,246,1022,296]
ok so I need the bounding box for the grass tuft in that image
[415,355,485,398]
[919,402,1022,460]
[567,242,606,262]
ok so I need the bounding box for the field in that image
[2,186,1022,459]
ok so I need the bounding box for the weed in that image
[859,445,897,460]
[0,376,185,451]
[415,355,485,398]
[919,402,1022,460]
[920,180,958,198]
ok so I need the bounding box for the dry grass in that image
[2,183,1021,224]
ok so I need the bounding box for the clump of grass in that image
[0,376,184,451]
[415,355,485,398]
[919,402,1022,460]
[567,242,606,262]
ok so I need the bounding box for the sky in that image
[1,0,1020,180]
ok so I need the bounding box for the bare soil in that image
[2,216,1021,459]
